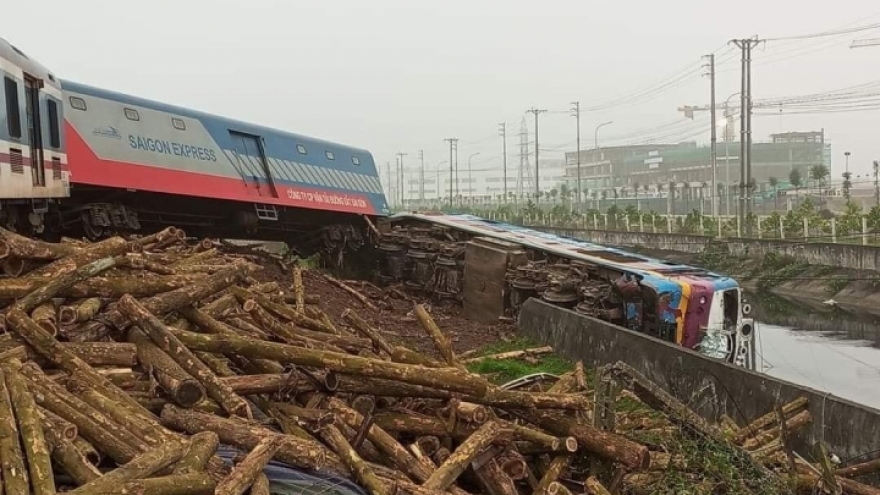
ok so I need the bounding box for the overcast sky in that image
[6,0,880,185]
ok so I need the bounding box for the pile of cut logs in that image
[0,227,877,495]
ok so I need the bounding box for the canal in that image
[750,292,880,411]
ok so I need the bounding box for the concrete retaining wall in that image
[538,227,880,271]
[518,298,880,460]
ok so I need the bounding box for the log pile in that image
[0,226,877,495]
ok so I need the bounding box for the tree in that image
[842,172,853,199]
[601,190,608,201]
[810,164,829,188]
[789,168,803,198]
[769,176,779,209]
[683,183,691,212]
[559,184,571,204]
[549,188,559,203]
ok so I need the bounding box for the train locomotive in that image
[375,214,756,369]
[0,36,389,259]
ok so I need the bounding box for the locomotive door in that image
[23,75,45,187]
[229,131,277,198]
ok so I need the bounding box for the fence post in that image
[831,217,837,243]
[625,216,630,232]
[779,215,785,239]
[736,215,741,237]
[667,216,672,234]
[717,217,722,238]
[757,216,762,239]
[604,214,609,229]
[593,214,598,229]
[653,217,658,234]
[639,214,644,232]
[863,216,868,246]
[803,218,809,241]
[699,215,704,235]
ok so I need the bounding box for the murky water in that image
[750,292,880,411]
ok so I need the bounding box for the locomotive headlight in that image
[699,296,706,304]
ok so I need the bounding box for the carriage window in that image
[325,150,335,160]
[124,108,140,121]
[352,156,361,166]
[47,100,61,148]
[296,144,307,155]
[171,118,186,130]
[4,77,22,139]
[69,96,87,111]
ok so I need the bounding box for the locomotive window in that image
[69,96,87,111]
[4,77,22,139]
[124,108,140,121]
[296,144,307,155]
[47,100,61,148]
[351,156,361,166]
[325,150,335,160]
[171,118,186,130]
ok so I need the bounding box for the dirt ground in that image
[240,249,515,357]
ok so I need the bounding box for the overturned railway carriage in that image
[377,214,756,369]
[0,36,389,258]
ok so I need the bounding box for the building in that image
[563,130,831,198]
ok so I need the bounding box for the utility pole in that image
[386,161,392,207]
[526,107,547,196]
[571,101,581,209]
[704,54,718,219]
[396,152,407,207]
[499,123,508,202]
[874,160,879,207]
[419,150,425,201]
[444,138,457,207]
[732,37,761,236]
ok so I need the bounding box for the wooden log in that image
[0,367,30,495]
[247,302,369,352]
[505,421,575,453]
[27,236,130,279]
[59,298,103,325]
[742,410,813,451]
[547,481,574,495]
[177,307,284,375]
[31,302,58,336]
[0,345,28,363]
[423,420,508,491]
[2,360,55,495]
[21,367,143,463]
[319,425,388,495]
[532,456,570,495]
[118,295,252,418]
[327,398,435,484]
[64,436,191,495]
[0,227,76,260]
[480,387,592,411]
[584,476,612,495]
[251,474,271,495]
[283,293,320,305]
[42,425,101,486]
[67,380,165,448]
[11,256,117,313]
[39,408,78,441]
[836,456,880,478]
[160,405,328,471]
[123,473,217,495]
[129,330,206,408]
[293,264,305,312]
[734,396,809,444]
[372,412,478,438]
[414,304,463,369]
[342,309,395,355]
[216,436,283,495]
[228,286,336,334]
[72,436,101,466]
[610,362,724,443]
[132,227,179,247]
[531,413,649,470]
[221,373,314,395]
[169,330,490,396]
[463,346,555,365]
[77,265,247,341]
[64,342,139,367]
[0,275,204,302]
[173,431,220,475]
[322,272,379,311]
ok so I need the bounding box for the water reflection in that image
[749,291,880,410]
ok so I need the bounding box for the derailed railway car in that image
[376,213,756,369]
[0,36,389,259]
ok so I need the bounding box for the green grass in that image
[465,337,574,384]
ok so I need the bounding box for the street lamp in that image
[595,121,613,190]
[467,152,481,201]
